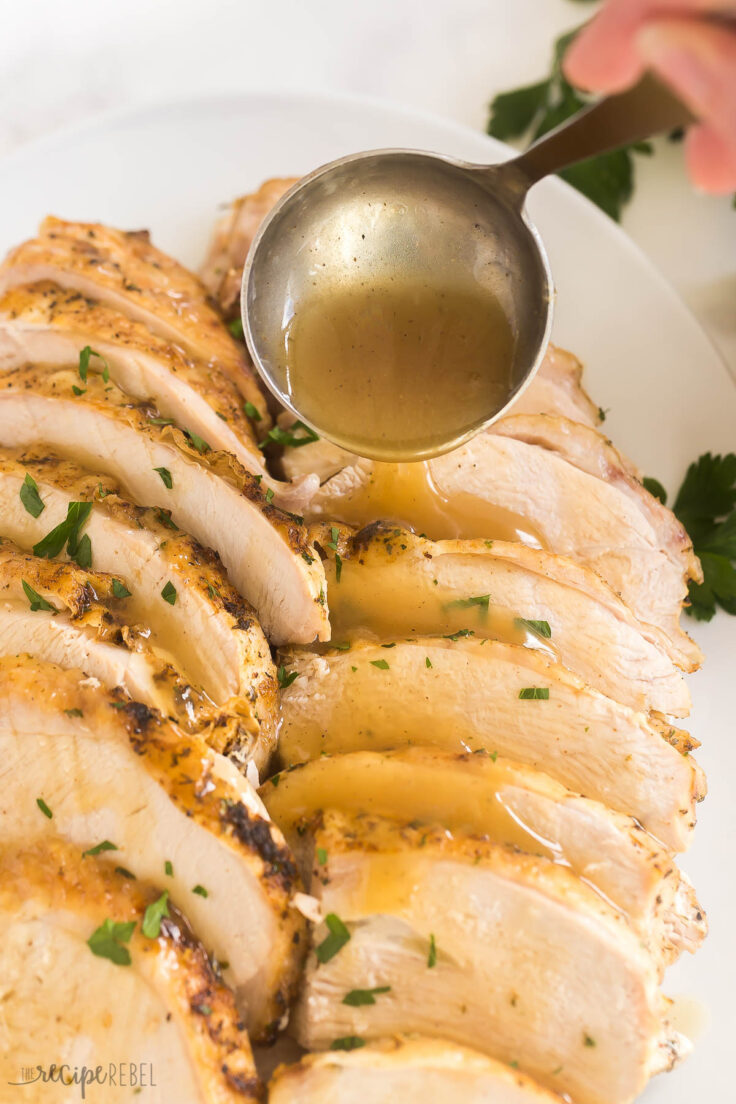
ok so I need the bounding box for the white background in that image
[1,0,735,377]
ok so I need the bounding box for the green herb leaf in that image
[514,618,552,639]
[22,580,55,612]
[315,912,351,963]
[78,345,109,383]
[154,467,173,489]
[265,487,275,503]
[186,430,211,454]
[72,385,86,396]
[643,476,667,504]
[427,933,437,968]
[342,986,391,1006]
[115,866,136,880]
[228,317,244,339]
[36,797,53,819]
[112,578,132,599]
[161,581,177,605]
[425,656,432,668]
[148,416,175,426]
[277,665,299,689]
[316,847,328,865]
[444,629,474,641]
[334,551,343,583]
[64,708,84,717]
[330,1036,365,1051]
[518,686,550,700]
[142,891,169,939]
[243,400,261,421]
[87,918,136,966]
[192,884,208,898]
[20,473,45,518]
[370,658,390,670]
[331,641,351,651]
[165,860,174,876]
[259,421,319,450]
[445,594,490,612]
[488,80,550,141]
[32,500,92,560]
[70,532,92,569]
[82,840,118,858]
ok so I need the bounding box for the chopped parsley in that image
[161,581,177,605]
[78,346,109,384]
[427,933,437,968]
[445,594,490,612]
[370,658,390,670]
[72,385,86,396]
[72,533,92,569]
[330,1036,365,1051]
[82,840,118,858]
[265,487,275,503]
[114,866,136,880]
[64,708,84,717]
[316,847,328,866]
[32,500,92,564]
[20,472,44,518]
[243,400,261,421]
[142,891,169,939]
[154,466,173,488]
[584,1034,596,1048]
[186,430,211,454]
[206,584,220,600]
[342,986,391,1006]
[22,581,55,613]
[515,617,552,639]
[112,578,131,599]
[518,687,550,700]
[444,629,474,641]
[147,416,175,427]
[331,641,351,651]
[425,656,432,668]
[36,797,53,819]
[277,666,299,689]
[192,884,208,898]
[259,421,320,450]
[315,912,350,963]
[334,552,343,582]
[228,317,244,339]
[164,860,174,876]
[87,918,135,966]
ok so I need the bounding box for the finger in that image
[562,0,736,93]
[637,17,736,142]
[685,122,736,191]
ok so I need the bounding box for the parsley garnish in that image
[515,618,552,639]
[243,400,261,421]
[142,891,169,938]
[78,346,109,383]
[342,986,391,1006]
[425,656,432,668]
[72,385,86,396]
[518,687,550,700]
[87,918,135,966]
[316,847,328,865]
[330,1036,365,1051]
[114,866,136,880]
[444,629,474,641]
[165,860,174,876]
[207,583,220,599]
[427,933,437,968]
[20,473,44,518]
[331,641,351,651]
[192,884,208,898]
[277,665,299,689]
[32,500,92,565]
[36,797,53,819]
[584,1034,596,1047]
[82,840,118,858]
[112,578,131,598]
[370,658,390,670]
[487,25,652,221]
[335,552,343,582]
[72,533,92,569]
[259,421,319,450]
[148,416,175,426]
[445,594,490,612]
[265,487,275,503]
[186,430,210,454]
[64,708,84,717]
[154,467,172,488]
[161,581,177,605]
[644,452,736,620]
[23,581,55,612]
[228,317,244,339]
[315,913,350,963]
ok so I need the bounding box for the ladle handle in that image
[498,73,696,194]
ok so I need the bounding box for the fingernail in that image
[636,24,712,107]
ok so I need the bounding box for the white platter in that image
[0,91,733,1101]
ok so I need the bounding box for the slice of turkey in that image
[277,638,704,851]
[269,1037,566,1104]
[292,811,690,1104]
[0,655,305,1040]
[0,368,328,644]
[0,838,262,1103]
[201,178,299,319]
[0,214,267,416]
[281,344,601,485]
[309,428,700,666]
[260,748,705,963]
[323,524,691,711]
[0,450,277,768]
[0,280,268,471]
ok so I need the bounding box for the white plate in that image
[0,91,733,1101]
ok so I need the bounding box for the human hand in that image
[563,1,736,193]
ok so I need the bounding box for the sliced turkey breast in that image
[0,215,267,415]
[0,281,269,470]
[0,838,262,1103]
[308,430,699,666]
[260,748,705,962]
[269,1036,565,1104]
[277,638,703,850]
[281,344,601,485]
[0,369,328,644]
[0,538,276,766]
[0,451,278,768]
[322,523,691,712]
[292,812,689,1104]
[201,178,298,318]
[0,655,305,1040]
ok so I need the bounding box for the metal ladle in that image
[242,75,693,461]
